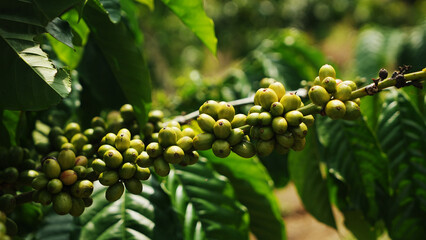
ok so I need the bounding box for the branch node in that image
[365,83,379,95]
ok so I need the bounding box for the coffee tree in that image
[1,0,425,240]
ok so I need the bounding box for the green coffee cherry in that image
[19,169,39,185]
[250,126,261,140]
[280,93,301,113]
[256,139,275,157]
[134,166,151,180]
[231,114,247,128]
[284,110,304,126]
[254,88,265,105]
[309,85,330,106]
[119,162,137,179]
[130,139,145,154]
[153,122,164,132]
[259,78,276,88]
[259,112,272,126]
[212,140,231,158]
[218,102,235,122]
[353,98,361,106]
[106,182,125,202]
[91,116,106,129]
[274,143,290,155]
[115,132,131,152]
[199,100,220,120]
[276,132,295,148]
[71,180,94,198]
[3,167,18,183]
[325,99,346,120]
[91,158,107,173]
[123,148,139,163]
[57,149,76,170]
[334,83,352,101]
[259,88,278,110]
[52,136,68,150]
[213,119,232,139]
[143,122,155,137]
[249,105,263,114]
[246,113,260,126]
[227,128,244,146]
[101,133,117,146]
[136,151,153,168]
[98,144,114,158]
[75,155,88,167]
[85,167,99,182]
[321,77,337,93]
[313,76,321,85]
[61,143,76,153]
[103,149,123,169]
[193,133,215,150]
[232,141,256,158]
[272,117,288,134]
[342,80,357,91]
[82,144,94,156]
[43,159,61,179]
[69,197,85,217]
[0,194,15,214]
[60,170,78,185]
[125,178,143,194]
[291,137,306,151]
[47,178,63,194]
[38,190,52,206]
[158,127,178,147]
[64,122,81,140]
[53,192,72,215]
[49,126,64,142]
[146,142,163,158]
[302,115,315,127]
[187,151,200,165]
[268,82,286,100]
[148,110,164,122]
[343,101,361,120]
[182,128,196,138]
[177,136,193,152]
[32,175,49,190]
[120,104,135,123]
[153,158,170,177]
[291,122,308,139]
[71,133,88,153]
[164,146,185,164]
[99,170,119,186]
[259,127,274,141]
[197,114,216,133]
[319,64,336,81]
[83,197,93,207]
[73,166,87,179]
[270,102,284,116]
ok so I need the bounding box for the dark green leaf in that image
[316,115,389,223]
[46,17,74,49]
[0,1,71,111]
[34,210,75,240]
[83,1,152,128]
[165,159,249,240]
[160,0,217,55]
[259,152,290,188]
[377,90,426,239]
[201,150,286,240]
[33,0,84,21]
[94,0,121,23]
[0,110,20,147]
[75,177,182,239]
[288,128,336,228]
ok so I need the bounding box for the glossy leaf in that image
[288,128,336,228]
[33,0,84,21]
[0,1,71,111]
[160,0,217,55]
[316,115,389,223]
[46,17,74,49]
[94,0,121,23]
[83,1,152,127]
[258,152,290,188]
[377,90,426,239]
[165,159,249,240]
[75,177,181,239]
[201,150,286,240]
[34,210,75,240]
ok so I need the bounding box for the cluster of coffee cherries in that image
[193,100,256,158]
[0,211,14,240]
[92,128,151,202]
[245,80,314,156]
[309,64,361,120]
[31,150,94,216]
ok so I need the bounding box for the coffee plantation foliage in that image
[1,0,426,240]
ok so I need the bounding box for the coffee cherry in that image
[291,137,306,151]
[103,149,123,169]
[124,178,143,194]
[272,117,288,134]
[270,102,284,116]
[120,104,135,123]
[274,143,290,155]
[268,82,286,100]
[259,112,272,126]
[61,143,76,153]
[38,190,52,206]
[123,148,138,163]
[136,151,152,168]
[91,158,107,173]
[53,192,72,215]
[134,165,151,180]
[64,122,81,140]
[73,166,87,179]
[148,110,164,122]
[91,116,106,129]
[129,139,145,154]
[75,155,88,166]
[334,83,352,101]
[177,136,193,152]
[153,158,170,177]
[259,78,276,88]
[313,76,321,85]
[343,101,361,120]
[249,105,263,114]
[218,102,235,122]
[182,128,196,138]
[60,170,78,185]
[212,140,231,158]
[58,149,75,170]
[321,77,337,93]
[0,195,15,214]
[309,85,330,106]
[232,141,256,158]
[291,123,308,139]
[325,100,346,119]
[69,197,85,217]
[199,100,220,120]
[213,119,232,139]
[158,127,178,147]
[115,132,131,152]
[163,146,185,164]
[197,114,216,133]
[227,128,244,146]
[246,113,260,126]
[256,139,275,157]
[193,133,215,150]
[43,159,61,179]
[319,64,336,81]
[302,115,315,127]
[280,93,301,113]
[32,175,49,190]
[71,133,88,153]
[71,180,94,198]
[146,142,163,158]
[98,144,114,158]
[99,170,119,186]
[276,132,295,148]
[284,110,304,126]
[259,127,274,141]
[342,80,357,91]
[119,162,137,179]
[106,182,125,202]
[259,88,278,110]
